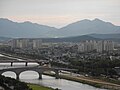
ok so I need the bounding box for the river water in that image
[1,65,107,90]
[0,54,106,90]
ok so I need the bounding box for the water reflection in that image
[2,71,106,90]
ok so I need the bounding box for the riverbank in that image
[0,74,55,90]
[27,83,55,90]
[0,52,120,90]
[44,73,120,90]
[0,75,30,90]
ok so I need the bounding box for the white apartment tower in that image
[103,40,114,51]
[96,41,103,52]
[33,39,42,49]
[78,40,114,53]
[9,39,29,48]
[17,39,29,48]
[78,43,84,52]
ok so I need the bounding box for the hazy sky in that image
[0,0,120,28]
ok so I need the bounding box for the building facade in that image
[78,40,114,52]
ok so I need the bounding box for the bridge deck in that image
[0,66,77,72]
[0,60,47,63]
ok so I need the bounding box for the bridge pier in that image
[16,73,19,80]
[55,71,59,79]
[38,73,42,79]
[25,62,28,66]
[11,62,13,66]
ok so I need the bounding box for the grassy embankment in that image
[44,73,120,90]
[1,53,120,90]
[28,83,54,90]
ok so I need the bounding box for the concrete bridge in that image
[0,60,48,66]
[0,66,77,80]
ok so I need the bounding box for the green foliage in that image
[0,75,31,90]
[28,84,54,90]
[52,57,120,77]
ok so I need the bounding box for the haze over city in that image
[0,0,120,90]
[0,0,120,28]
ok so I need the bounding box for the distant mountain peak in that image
[23,21,32,24]
[80,19,91,22]
[92,18,104,22]
[93,18,101,21]
[0,18,119,38]
[0,18,13,23]
[0,18,9,21]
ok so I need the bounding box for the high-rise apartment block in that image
[8,39,42,49]
[78,40,114,52]
[9,39,29,48]
[33,39,42,49]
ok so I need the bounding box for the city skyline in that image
[0,0,120,89]
[0,0,120,28]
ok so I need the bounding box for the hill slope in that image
[88,33,120,39]
[0,18,120,38]
[42,35,100,42]
[58,18,120,37]
[0,18,57,38]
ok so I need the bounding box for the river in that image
[0,54,106,90]
[1,66,107,90]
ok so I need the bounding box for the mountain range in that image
[41,35,100,43]
[88,33,120,39]
[0,18,120,38]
